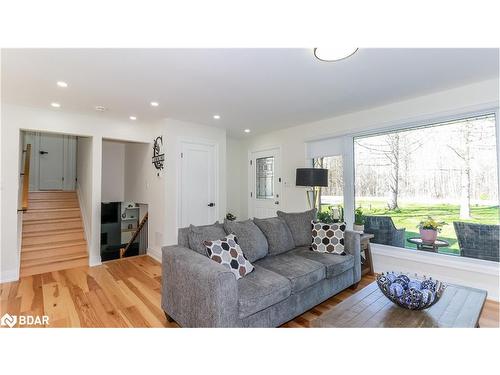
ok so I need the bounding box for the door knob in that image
[207,203,215,207]
[39,151,48,155]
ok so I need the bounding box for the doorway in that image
[179,140,218,227]
[23,131,77,191]
[249,147,281,218]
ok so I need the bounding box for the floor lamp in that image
[295,168,328,210]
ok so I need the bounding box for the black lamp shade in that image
[295,168,328,187]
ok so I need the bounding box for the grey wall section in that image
[101,140,125,202]
[76,137,93,242]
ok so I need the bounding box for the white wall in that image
[123,141,162,256]
[236,79,499,219]
[76,137,93,245]
[1,103,154,281]
[101,140,125,202]
[167,119,227,245]
[226,137,246,220]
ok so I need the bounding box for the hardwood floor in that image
[1,255,498,328]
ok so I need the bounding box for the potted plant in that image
[353,207,365,232]
[417,217,446,243]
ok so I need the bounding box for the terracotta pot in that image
[420,228,437,243]
[353,224,364,232]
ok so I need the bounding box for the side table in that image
[360,233,374,276]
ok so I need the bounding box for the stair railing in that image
[19,144,32,211]
[120,212,149,258]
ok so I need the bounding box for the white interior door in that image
[180,141,217,227]
[39,133,65,190]
[249,148,281,218]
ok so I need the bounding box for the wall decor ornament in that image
[152,136,165,171]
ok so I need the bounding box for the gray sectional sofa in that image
[161,210,361,327]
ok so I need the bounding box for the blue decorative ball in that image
[389,282,404,297]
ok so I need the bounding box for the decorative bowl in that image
[376,272,446,310]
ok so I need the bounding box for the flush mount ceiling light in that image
[213,114,221,119]
[129,116,137,120]
[244,129,251,133]
[313,47,358,62]
[51,102,61,108]
[95,106,107,112]
[150,101,159,107]
[56,81,68,88]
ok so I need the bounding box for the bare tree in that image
[448,119,495,219]
[356,132,422,210]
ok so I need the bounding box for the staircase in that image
[20,191,88,277]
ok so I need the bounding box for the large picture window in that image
[354,114,499,262]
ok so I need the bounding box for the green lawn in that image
[323,201,499,255]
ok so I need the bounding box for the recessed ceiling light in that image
[56,81,68,88]
[150,101,159,107]
[95,106,107,112]
[213,115,221,120]
[244,129,251,133]
[313,48,358,62]
[51,102,61,108]
[129,116,137,120]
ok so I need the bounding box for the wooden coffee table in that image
[312,281,487,328]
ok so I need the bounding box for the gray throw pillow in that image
[187,222,227,256]
[253,217,295,256]
[277,208,317,247]
[223,219,269,262]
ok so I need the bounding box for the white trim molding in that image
[371,244,500,301]
[147,247,162,262]
[0,268,20,283]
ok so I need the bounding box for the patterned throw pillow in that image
[204,234,254,279]
[311,221,346,255]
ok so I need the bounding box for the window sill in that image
[371,244,499,275]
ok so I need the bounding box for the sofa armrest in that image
[343,230,361,283]
[161,245,238,327]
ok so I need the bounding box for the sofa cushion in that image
[237,265,291,318]
[223,219,268,262]
[277,208,317,247]
[255,253,326,294]
[188,222,227,256]
[253,217,295,256]
[290,246,354,279]
[204,234,255,280]
[311,221,346,255]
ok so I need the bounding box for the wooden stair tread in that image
[23,227,84,238]
[21,244,87,260]
[22,239,87,252]
[20,257,88,277]
[25,207,80,213]
[21,251,88,268]
[24,217,82,224]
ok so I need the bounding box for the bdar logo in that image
[0,313,17,328]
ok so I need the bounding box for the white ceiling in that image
[2,48,498,137]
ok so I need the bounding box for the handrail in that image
[21,144,32,211]
[120,212,148,258]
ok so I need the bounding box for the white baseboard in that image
[371,244,500,301]
[147,247,162,262]
[0,268,20,283]
[89,255,102,267]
